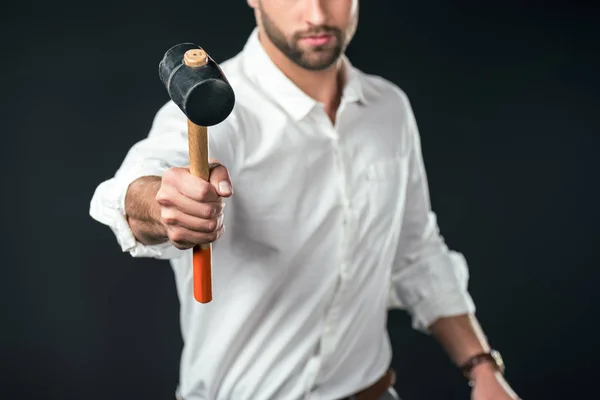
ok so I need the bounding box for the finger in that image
[167,224,224,247]
[170,240,195,250]
[162,167,218,202]
[161,207,223,233]
[177,172,221,202]
[208,162,233,197]
[156,185,224,218]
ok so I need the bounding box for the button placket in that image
[320,111,353,359]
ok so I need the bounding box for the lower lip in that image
[301,35,332,46]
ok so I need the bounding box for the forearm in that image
[124,176,168,245]
[429,312,501,384]
[430,313,489,365]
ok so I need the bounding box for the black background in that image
[2,1,599,399]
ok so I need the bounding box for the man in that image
[90,1,520,399]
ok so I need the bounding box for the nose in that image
[305,0,327,26]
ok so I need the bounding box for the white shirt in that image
[89,28,475,400]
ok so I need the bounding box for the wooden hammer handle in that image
[183,48,213,304]
[187,120,212,303]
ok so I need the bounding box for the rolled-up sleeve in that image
[89,100,236,260]
[388,96,476,332]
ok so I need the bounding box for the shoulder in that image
[354,69,420,139]
[357,70,413,111]
[351,69,422,156]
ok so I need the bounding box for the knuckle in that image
[169,229,186,244]
[207,231,219,242]
[205,219,218,233]
[213,224,225,241]
[198,205,214,219]
[197,182,212,199]
[172,241,189,250]
[161,208,179,225]
[155,188,170,205]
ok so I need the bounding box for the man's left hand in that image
[470,363,520,400]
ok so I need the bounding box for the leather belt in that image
[340,369,396,400]
[174,368,396,400]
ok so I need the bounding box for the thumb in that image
[208,159,233,197]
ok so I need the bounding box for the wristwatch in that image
[460,349,505,383]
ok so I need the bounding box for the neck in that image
[258,30,345,120]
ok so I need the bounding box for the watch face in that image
[491,350,505,373]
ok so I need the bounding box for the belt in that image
[174,369,396,400]
[340,369,396,400]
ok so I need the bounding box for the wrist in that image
[128,217,169,245]
[125,177,169,245]
[459,349,505,386]
[468,360,498,384]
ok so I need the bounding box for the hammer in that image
[158,43,236,303]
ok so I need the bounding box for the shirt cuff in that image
[389,251,476,333]
[89,163,187,260]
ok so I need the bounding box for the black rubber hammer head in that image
[159,43,235,126]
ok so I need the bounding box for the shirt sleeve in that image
[388,94,476,333]
[89,100,237,259]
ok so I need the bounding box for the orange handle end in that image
[193,243,212,303]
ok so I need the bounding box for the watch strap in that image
[460,350,503,379]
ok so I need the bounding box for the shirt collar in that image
[241,27,368,121]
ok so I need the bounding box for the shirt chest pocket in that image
[352,156,409,217]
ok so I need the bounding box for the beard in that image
[259,7,348,71]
